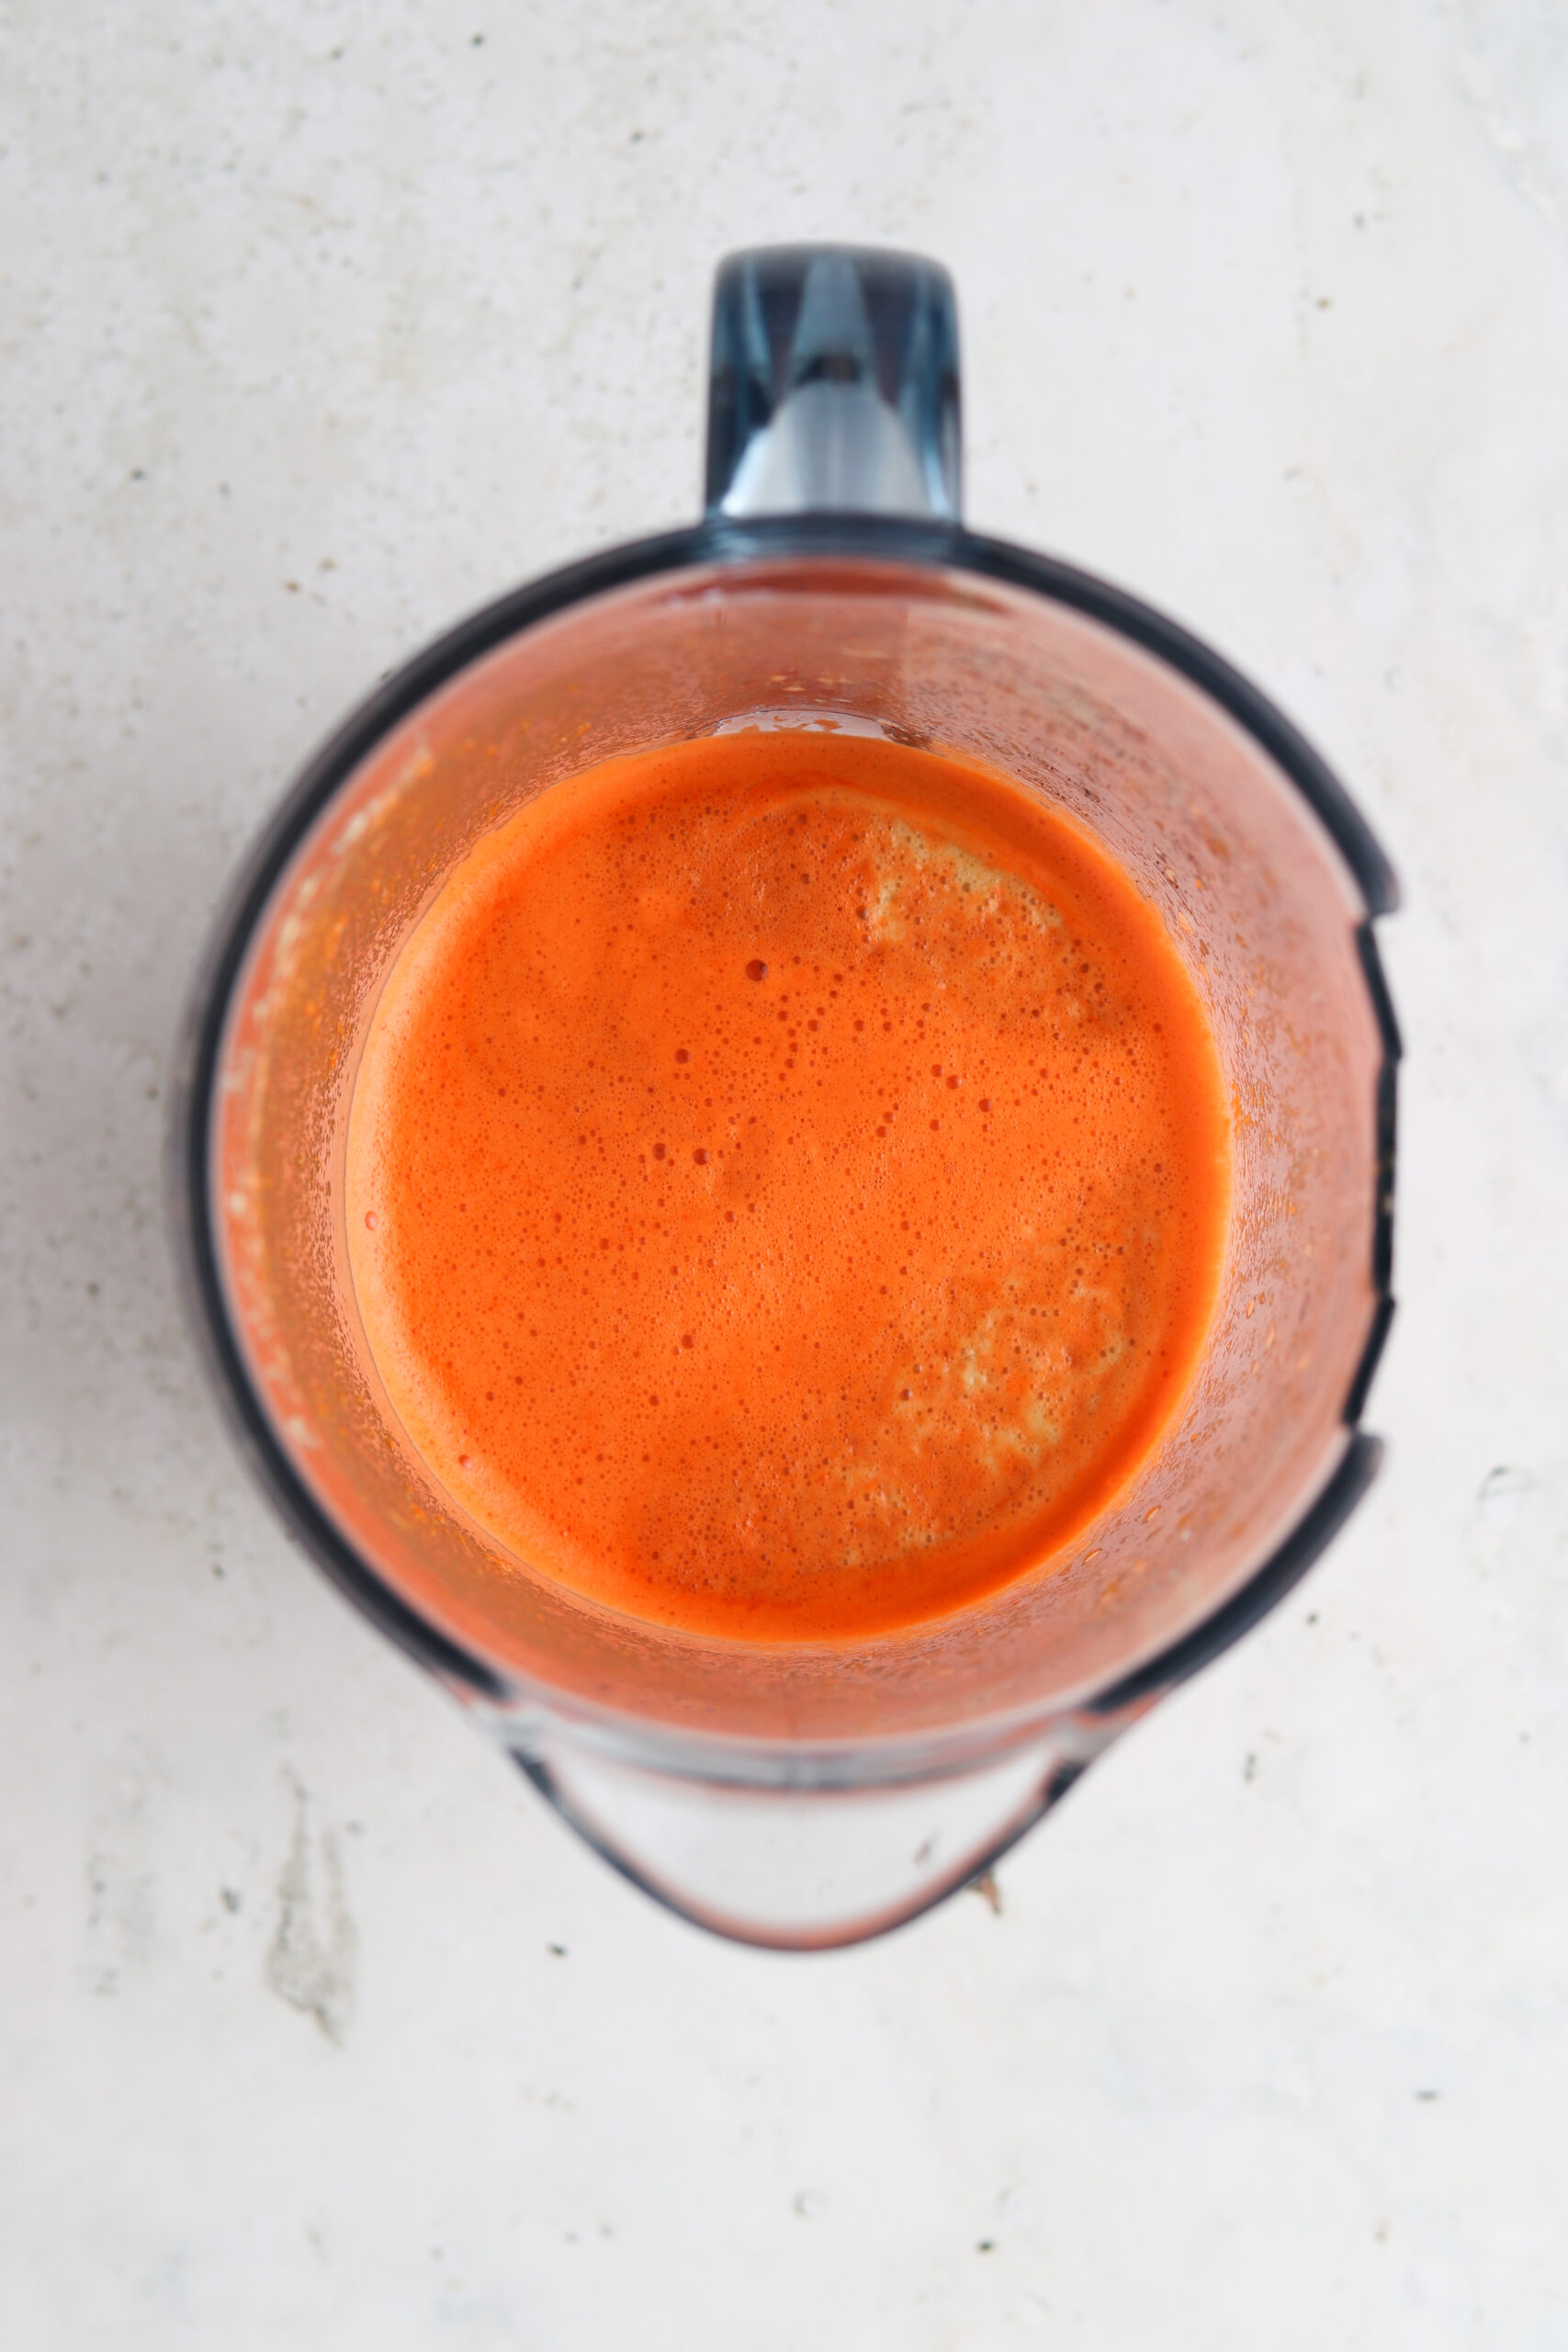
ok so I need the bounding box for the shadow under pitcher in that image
[173,247,1399,1949]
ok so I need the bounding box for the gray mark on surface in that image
[83,1747,161,1996]
[1449,3,1568,236]
[85,1849,154,1996]
[266,1773,357,2044]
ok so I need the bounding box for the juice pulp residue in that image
[346,729,1231,1641]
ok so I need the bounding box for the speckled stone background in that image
[4,4,1567,2344]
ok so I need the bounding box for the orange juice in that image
[346,729,1231,1641]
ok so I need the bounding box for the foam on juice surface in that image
[346,729,1231,1641]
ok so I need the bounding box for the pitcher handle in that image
[705,244,963,521]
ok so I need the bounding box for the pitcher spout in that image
[505,1716,1127,1951]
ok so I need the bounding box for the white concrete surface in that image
[4,3,1567,2344]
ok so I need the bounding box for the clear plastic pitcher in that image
[174,248,1398,1948]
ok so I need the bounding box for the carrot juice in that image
[344,728,1231,1643]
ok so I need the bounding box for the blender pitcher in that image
[174,247,1398,1950]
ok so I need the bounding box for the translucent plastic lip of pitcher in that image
[190,526,1394,1775]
